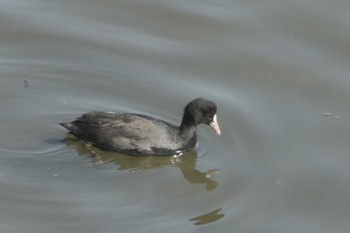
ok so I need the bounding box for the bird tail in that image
[60,122,72,131]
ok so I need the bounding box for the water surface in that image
[1,0,350,232]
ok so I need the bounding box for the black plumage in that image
[61,98,220,156]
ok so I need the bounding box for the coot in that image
[60,98,220,156]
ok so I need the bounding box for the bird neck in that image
[180,112,198,128]
[179,124,197,149]
[179,118,197,146]
[179,124,196,135]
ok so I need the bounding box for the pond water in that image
[1,0,350,232]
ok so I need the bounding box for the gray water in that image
[1,0,350,232]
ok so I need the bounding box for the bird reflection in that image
[62,135,219,191]
[190,208,225,225]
